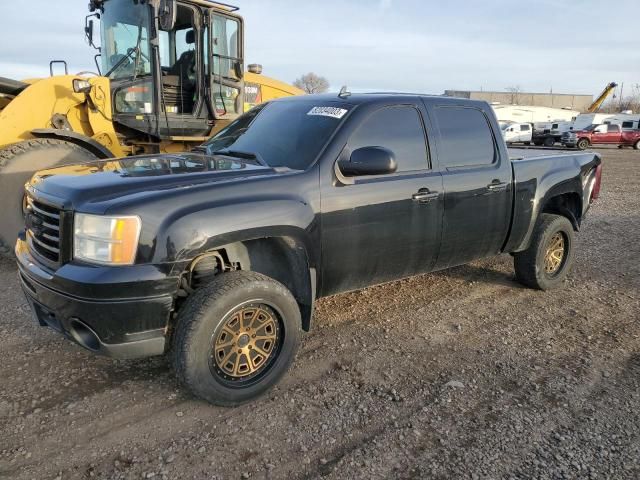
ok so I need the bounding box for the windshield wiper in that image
[214,149,268,167]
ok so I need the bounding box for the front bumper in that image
[16,236,176,359]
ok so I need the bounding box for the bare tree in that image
[293,73,330,94]
[505,85,522,105]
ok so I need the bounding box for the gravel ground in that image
[1,147,638,480]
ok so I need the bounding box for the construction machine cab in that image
[90,0,244,140]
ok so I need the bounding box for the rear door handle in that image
[487,182,508,193]
[412,190,439,203]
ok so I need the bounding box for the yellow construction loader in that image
[0,0,303,255]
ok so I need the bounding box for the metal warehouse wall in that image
[444,90,593,111]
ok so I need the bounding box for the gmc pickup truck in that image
[16,94,602,406]
[562,123,640,150]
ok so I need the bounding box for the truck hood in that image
[27,153,284,213]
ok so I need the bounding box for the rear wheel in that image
[634,139,640,150]
[513,214,574,290]
[576,138,590,150]
[172,271,302,406]
[524,141,531,146]
[543,137,555,147]
[0,139,98,258]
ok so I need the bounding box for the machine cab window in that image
[158,5,198,114]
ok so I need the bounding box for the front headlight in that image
[74,213,141,265]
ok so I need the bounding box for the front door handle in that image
[412,190,439,203]
[487,182,508,193]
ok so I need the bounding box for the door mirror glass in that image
[158,0,177,31]
[338,147,397,177]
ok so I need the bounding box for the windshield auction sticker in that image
[307,106,348,119]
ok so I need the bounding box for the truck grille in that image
[26,197,63,263]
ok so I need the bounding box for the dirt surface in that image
[1,147,639,480]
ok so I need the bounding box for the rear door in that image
[427,103,513,269]
[604,124,622,143]
[320,102,443,295]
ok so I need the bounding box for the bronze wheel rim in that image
[544,232,565,275]
[211,304,281,382]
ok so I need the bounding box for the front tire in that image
[172,271,302,406]
[513,214,575,290]
[576,138,590,150]
[0,139,98,258]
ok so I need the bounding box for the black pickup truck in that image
[16,93,602,405]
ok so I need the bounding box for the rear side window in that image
[607,124,621,133]
[435,106,496,168]
[622,121,634,129]
[348,106,429,172]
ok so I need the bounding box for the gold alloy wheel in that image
[212,306,279,379]
[544,232,565,275]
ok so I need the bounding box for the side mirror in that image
[85,20,94,46]
[84,14,100,50]
[158,0,177,31]
[338,147,397,177]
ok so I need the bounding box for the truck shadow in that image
[433,258,522,289]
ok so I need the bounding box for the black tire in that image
[513,213,575,290]
[634,140,640,150]
[524,141,531,146]
[0,139,98,258]
[533,140,544,146]
[172,271,302,406]
[543,137,555,147]
[576,138,590,150]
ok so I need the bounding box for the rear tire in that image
[0,139,98,258]
[576,138,590,150]
[524,141,531,146]
[513,214,575,290]
[543,137,555,147]
[634,140,640,150]
[172,271,302,406]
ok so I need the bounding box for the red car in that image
[562,123,640,150]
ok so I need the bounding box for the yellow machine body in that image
[0,72,303,157]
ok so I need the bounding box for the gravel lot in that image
[1,147,638,480]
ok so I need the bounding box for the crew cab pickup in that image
[562,123,640,150]
[16,94,602,405]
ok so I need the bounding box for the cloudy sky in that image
[2,0,639,98]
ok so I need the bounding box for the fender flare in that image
[30,128,114,159]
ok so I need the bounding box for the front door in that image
[320,103,443,296]
[428,103,513,269]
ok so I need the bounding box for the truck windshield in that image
[204,101,352,170]
[100,0,152,79]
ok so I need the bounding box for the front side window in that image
[521,124,530,131]
[204,100,351,170]
[100,0,152,80]
[348,106,429,172]
[435,106,496,168]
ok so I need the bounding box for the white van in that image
[502,123,532,144]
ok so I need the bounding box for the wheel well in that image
[181,237,315,331]
[30,128,114,159]
[541,192,582,231]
